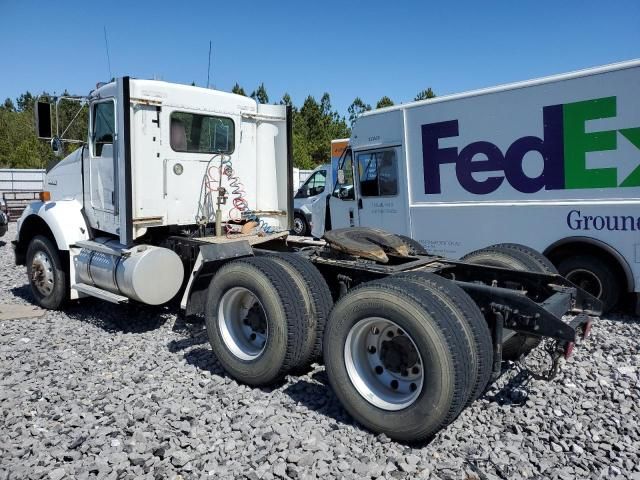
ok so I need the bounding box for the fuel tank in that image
[75,238,184,305]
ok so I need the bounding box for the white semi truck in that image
[13,77,600,442]
[313,60,640,313]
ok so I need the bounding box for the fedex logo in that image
[421,96,640,195]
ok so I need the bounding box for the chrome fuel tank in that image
[75,238,183,305]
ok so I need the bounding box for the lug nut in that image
[371,327,380,335]
[387,331,394,338]
[390,380,399,390]
[250,333,256,341]
[397,329,404,335]
[375,366,384,375]
[368,346,377,354]
[412,366,420,375]
[410,383,417,392]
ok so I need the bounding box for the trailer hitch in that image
[525,314,594,381]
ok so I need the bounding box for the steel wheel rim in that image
[218,287,268,361]
[345,317,424,410]
[31,250,55,296]
[566,268,603,299]
[293,217,305,235]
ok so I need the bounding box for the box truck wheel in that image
[557,255,619,313]
[396,235,428,255]
[264,252,333,368]
[395,272,493,403]
[323,277,471,442]
[292,213,309,236]
[26,235,68,310]
[461,243,556,361]
[204,257,307,386]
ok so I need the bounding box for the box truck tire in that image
[323,277,471,442]
[264,253,333,367]
[205,257,307,386]
[557,255,619,313]
[461,243,556,360]
[395,271,493,403]
[26,235,68,310]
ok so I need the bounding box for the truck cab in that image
[14,77,292,308]
[323,116,410,238]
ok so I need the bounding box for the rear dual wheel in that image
[205,255,331,386]
[323,276,490,442]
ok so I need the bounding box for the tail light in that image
[564,342,575,359]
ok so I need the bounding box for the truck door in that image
[84,97,120,236]
[355,147,407,234]
[328,148,358,229]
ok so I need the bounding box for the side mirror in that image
[35,101,53,139]
[50,137,63,157]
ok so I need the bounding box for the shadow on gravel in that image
[11,281,174,333]
[10,284,34,303]
[168,314,208,353]
[64,301,173,333]
[183,346,226,376]
[483,368,532,406]
[282,371,354,425]
[0,240,5,247]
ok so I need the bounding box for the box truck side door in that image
[355,147,408,234]
[328,148,358,228]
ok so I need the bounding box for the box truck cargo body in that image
[323,60,640,311]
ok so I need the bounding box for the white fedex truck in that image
[318,60,640,312]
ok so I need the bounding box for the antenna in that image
[103,26,113,80]
[206,40,212,88]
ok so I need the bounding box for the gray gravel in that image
[1,222,639,480]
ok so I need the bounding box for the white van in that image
[316,60,640,312]
[294,140,349,236]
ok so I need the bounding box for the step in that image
[72,283,129,304]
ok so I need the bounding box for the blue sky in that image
[1,0,639,117]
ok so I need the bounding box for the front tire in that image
[292,213,309,236]
[26,235,67,310]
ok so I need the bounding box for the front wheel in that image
[26,235,67,310]
[292,213,309,236]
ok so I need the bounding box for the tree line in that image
[0,84,435,170]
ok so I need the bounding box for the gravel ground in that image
[1,222,639,480]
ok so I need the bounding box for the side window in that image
[357,150,398,197]
[332,150,355,200]
[296,170,327,198]
[92,101,115,157]
[170,111,235,154]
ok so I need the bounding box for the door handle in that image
[358,198,363,209]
